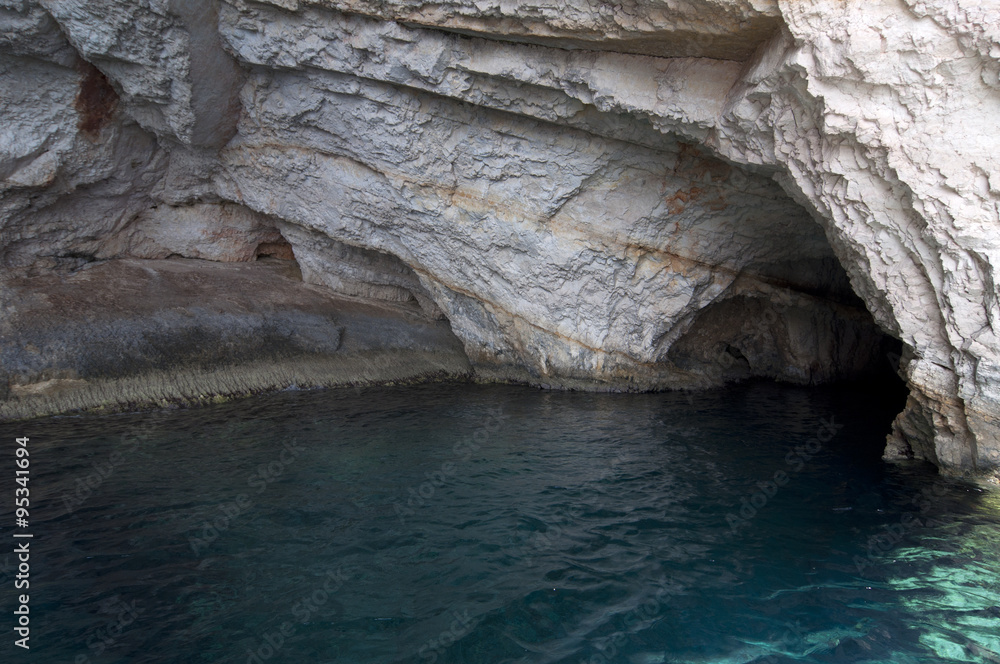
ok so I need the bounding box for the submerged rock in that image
[0,0,997,473]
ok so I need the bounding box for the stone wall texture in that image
[1,0,997,473]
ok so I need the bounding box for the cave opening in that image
[254,235,296,261]
[653,156,909,455]
[666,257,905,389]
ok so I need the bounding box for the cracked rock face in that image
[0,0,997,473]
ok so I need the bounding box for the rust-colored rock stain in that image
[75,61,119,138]
[665,186,705,214]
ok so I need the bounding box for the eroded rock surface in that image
[0,257,470,418]
[0,0,997,473]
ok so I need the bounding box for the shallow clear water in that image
[2,381,999,664]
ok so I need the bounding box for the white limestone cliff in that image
[0,0,997,473]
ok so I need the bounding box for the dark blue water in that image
[1,381,998,664]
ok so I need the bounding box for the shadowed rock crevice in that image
[333,0,784,60]
[74,60,118,138]
[666,291,902,387]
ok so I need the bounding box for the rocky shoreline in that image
[0,257,472,420]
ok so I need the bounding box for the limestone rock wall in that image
[0,0,997,473]
[715,2,1000,469]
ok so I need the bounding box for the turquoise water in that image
[1,381,998,664]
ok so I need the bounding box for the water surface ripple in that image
[1,382,998,664]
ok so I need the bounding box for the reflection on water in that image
[1,381,997,664]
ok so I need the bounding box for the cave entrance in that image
[654,147,906,404]
[667,256,904,389]
[661,197,909,457]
